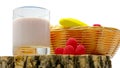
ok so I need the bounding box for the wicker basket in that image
[50,26,120,56]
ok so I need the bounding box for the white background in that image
[0,0,120,67]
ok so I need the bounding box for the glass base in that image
[36,47,50,55]
[13,46,50,55]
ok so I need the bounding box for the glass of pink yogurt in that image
[13,6,50,55]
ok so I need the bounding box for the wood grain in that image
[0,55,111,68]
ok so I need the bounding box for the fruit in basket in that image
[93,24,101,26]
[63,45,75,54]
[55,38,86,55]
[66,38,78,49]
[59,18,88,27]
[52,20,120,56]
[75,44,85,55]
[55,48,64,54]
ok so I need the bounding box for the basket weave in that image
[50,26,120,56]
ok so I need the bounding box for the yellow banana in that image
[59,18,88,27]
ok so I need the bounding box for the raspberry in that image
[55,48,64,54]
[75,44,85,55]
[63,45,75,55]
[93,24,101,26]
[66,38,78,49]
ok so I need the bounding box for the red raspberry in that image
[66,38,78,49]
[63,45,75,55]
[55,48,64,54]
[93,24,101,26]
[75,44,85,55]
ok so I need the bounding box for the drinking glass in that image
[13,6,50,55]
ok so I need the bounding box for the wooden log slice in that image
[0,55,112,68]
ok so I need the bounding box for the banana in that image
[59,18,88,27]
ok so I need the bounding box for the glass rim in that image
[13,6,49,11]
[13,6,50,19]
